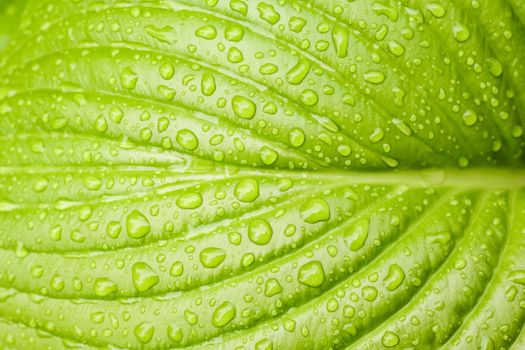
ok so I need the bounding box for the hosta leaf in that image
[0,0,524,349]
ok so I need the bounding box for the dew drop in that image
[300,89,319,106]
[264,278,282,297]
[176,192,203,209]
[176,129,199,151]
[132,262,159,292]
[300,198,331,224]
[346,218,369,251]
[259,146,278,165]
[212,301,236,327]
[126,210,151,239]
[200,247,227,268]
[195,24,217,40]
[120,67,138,89]
[248,218,273,245]
[134,322,154,344]
[289,127,306,147]
[383,264,405,291]
[453,23,470,42]
[234,179,260,202]
[201,73,216,96]
[363,71,386,84]
[232,95,256,119]
[298,260,325,287]
[382,331,400,347]
[94,277,117,296]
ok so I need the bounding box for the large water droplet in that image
[234,179,260,202]
[132,262,159,292]
[383,264,405,291]
[346,218,369,251]
[134,322,154,344]
[176,129,199,151]
[232,95,256,119]
[248,218,273,245]
[298,260,325,287]
[200,247,227,268]
[212,301,236,327]
[300,198,331,224]
[126,210,151,239]
[176,192,203,209]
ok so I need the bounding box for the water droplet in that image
[363,71,386,84]
[159,62,174,80]
[201,73,216,96]
[134,322,154,344]
[184,309,198,325]
[300,198,330,224]
[298,260,325,287]
[362,286,378,301]
[248,218,273,245]
[224,25,244,42]
[109,106,124,123]
[509,270,525,285]
[387,40,405,56]
[346,218,369,251]
[259,146,278,165]
[94,277,117,296]
[487,58,503,77]
[462,110,478,126]
[120,67,138,89]
[255,338,274,350]
[170,261,184,276]
[195,25,217,39]
[286,59,310,85]
[369,127,385,143]
[176,129,199,150]
[382,331,400,347]
[232,95,256,119]
[132,262,159,292]
[284,319,296,332]
[212,301,236,327]
[257,3,280,24]
[176,192,203,209]
[392,118,412,136]
[453,23,470,42]
[326,298,339,312]
[167,324,183,342]
[426,3,446,18]
[227,47,244,63]
[50,274,65,291]
[289,127,306,147]
[331,27,349,58]
[230,0,248,16]
[106,221,122,239]
[145,24,174,44]
[264,278,282,297]
[83,175,102,190]
[259,63,278,75]
[300,89,319,106]
[234,179,260,202]
[200,247,227,268]
[383,264,405,291]
[289,16,307,32]
[126,210,151,239]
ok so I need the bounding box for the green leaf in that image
[0,0,524,349]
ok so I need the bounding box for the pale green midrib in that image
[1,166,523,189]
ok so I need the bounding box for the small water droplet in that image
[126,210,151,239]
[234,179,260,202]
[232,95,256,119]
[132,262,159,292]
